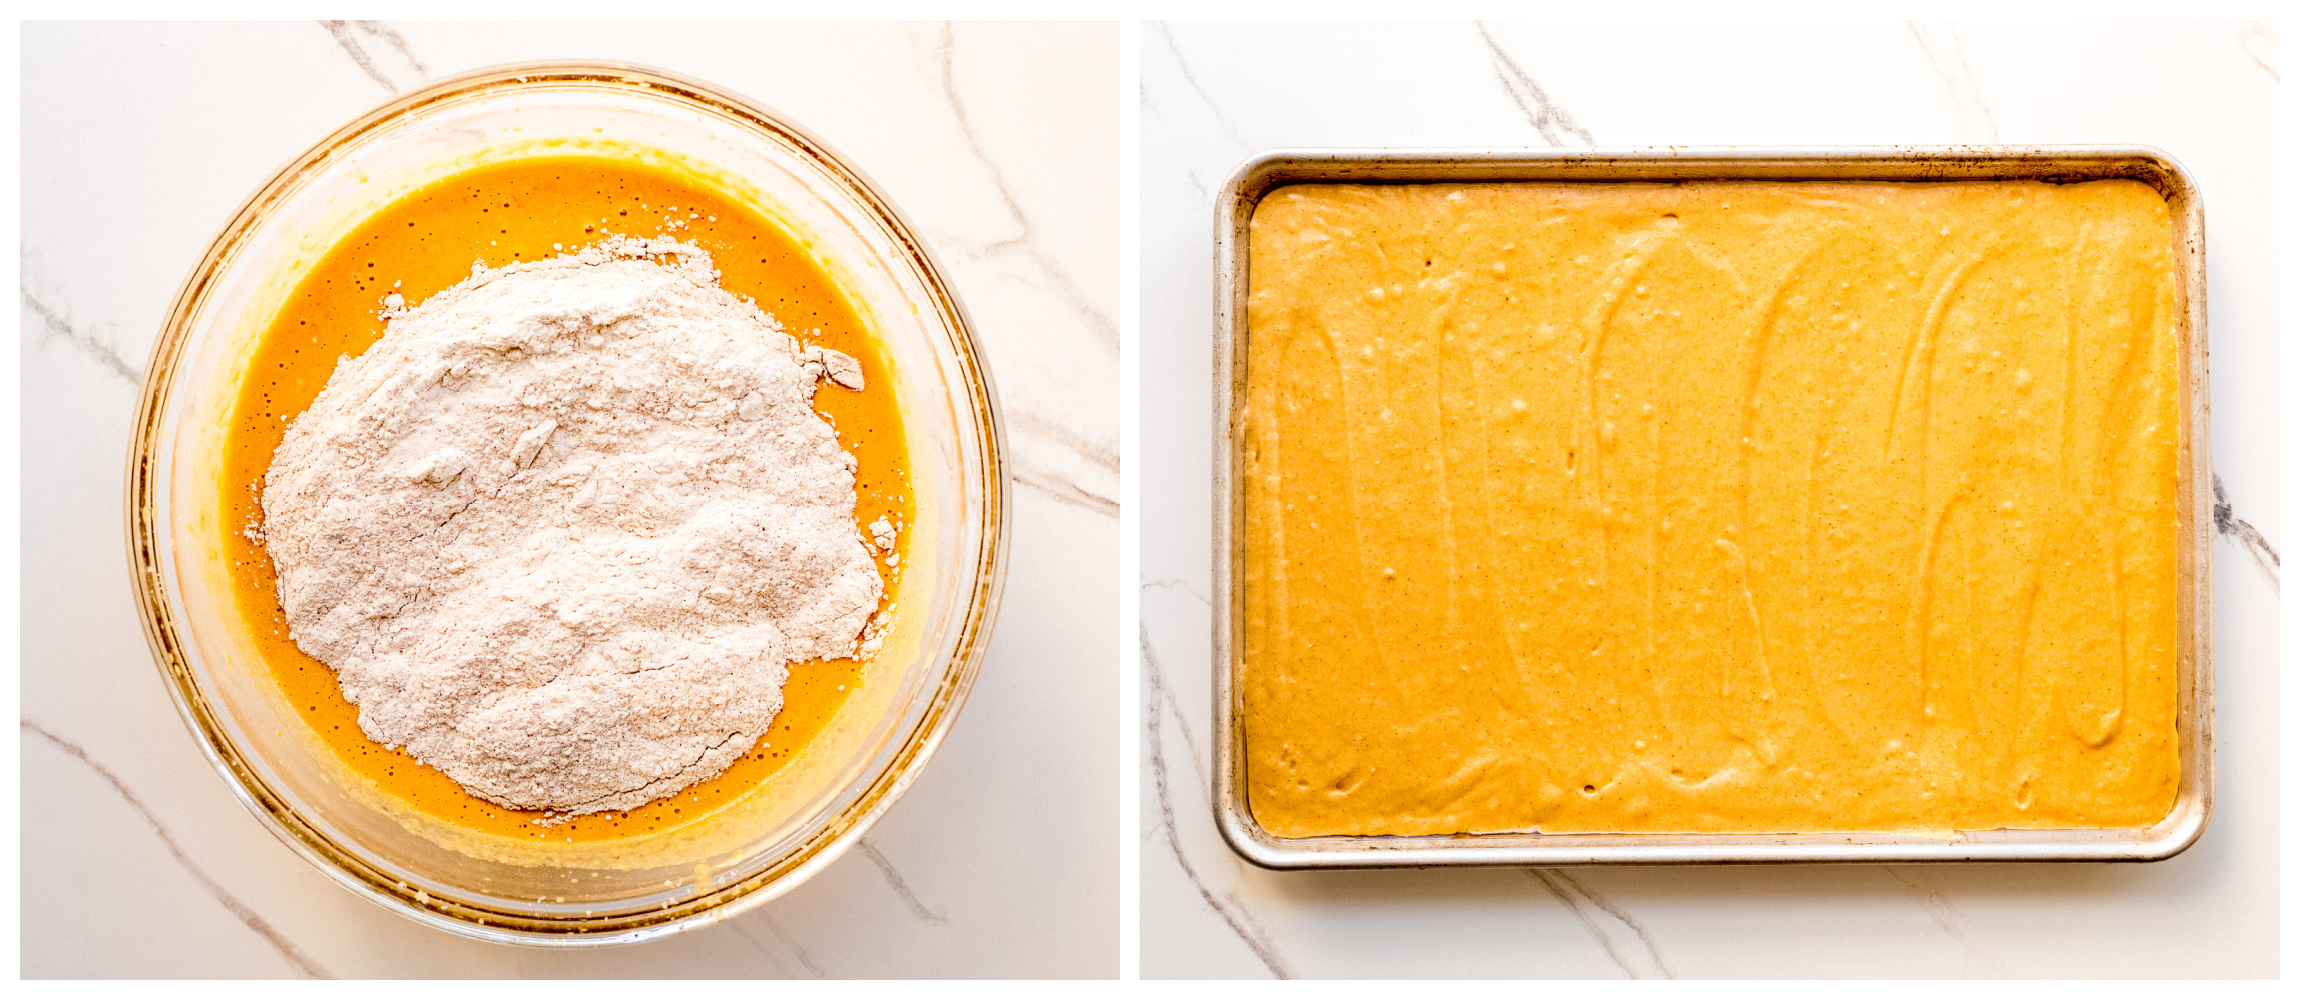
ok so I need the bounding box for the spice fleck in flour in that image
[261,236,883,816]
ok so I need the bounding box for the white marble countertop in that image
[1139,20,2279,978]
[20,21,1116,977]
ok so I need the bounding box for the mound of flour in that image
[261,236,881,816]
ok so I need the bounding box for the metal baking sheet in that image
[1212,146,2212,867]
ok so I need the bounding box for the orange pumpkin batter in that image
[1242,179,2182,837]
[220,154,912,843]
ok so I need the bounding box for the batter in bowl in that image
[220,153,913,843]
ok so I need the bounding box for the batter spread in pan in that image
[1241,179,2181,837]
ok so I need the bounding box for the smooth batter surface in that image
[1242,180,2181,837]
[222,153,912,843]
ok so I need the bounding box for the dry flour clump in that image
[261,236,881,816]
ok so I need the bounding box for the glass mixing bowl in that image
[127,62,1007,945]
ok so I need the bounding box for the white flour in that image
[261,236,883,816]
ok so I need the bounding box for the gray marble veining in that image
[1142,622,1292,979]
[2214,474,2278,589]
[922,25,1116,357]
[1013,468,1120,516]
[1526,870,1673,980]
[1477,22,1594,145]
[860,839,950,925]
[1144,25,1242,208]
[1883,868,1976,949]
[1008,392,1121,513]
[914,22,1120,518]
[746,910,830,978]
[725,919,806,978]
[320,20,427,93]
[1908,21,2000,141]
[2238,22,2278,79]
[22,721,334,980]
[1139,580,1213,785]
[1152,23,1253,155]
[20,269,140,383]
